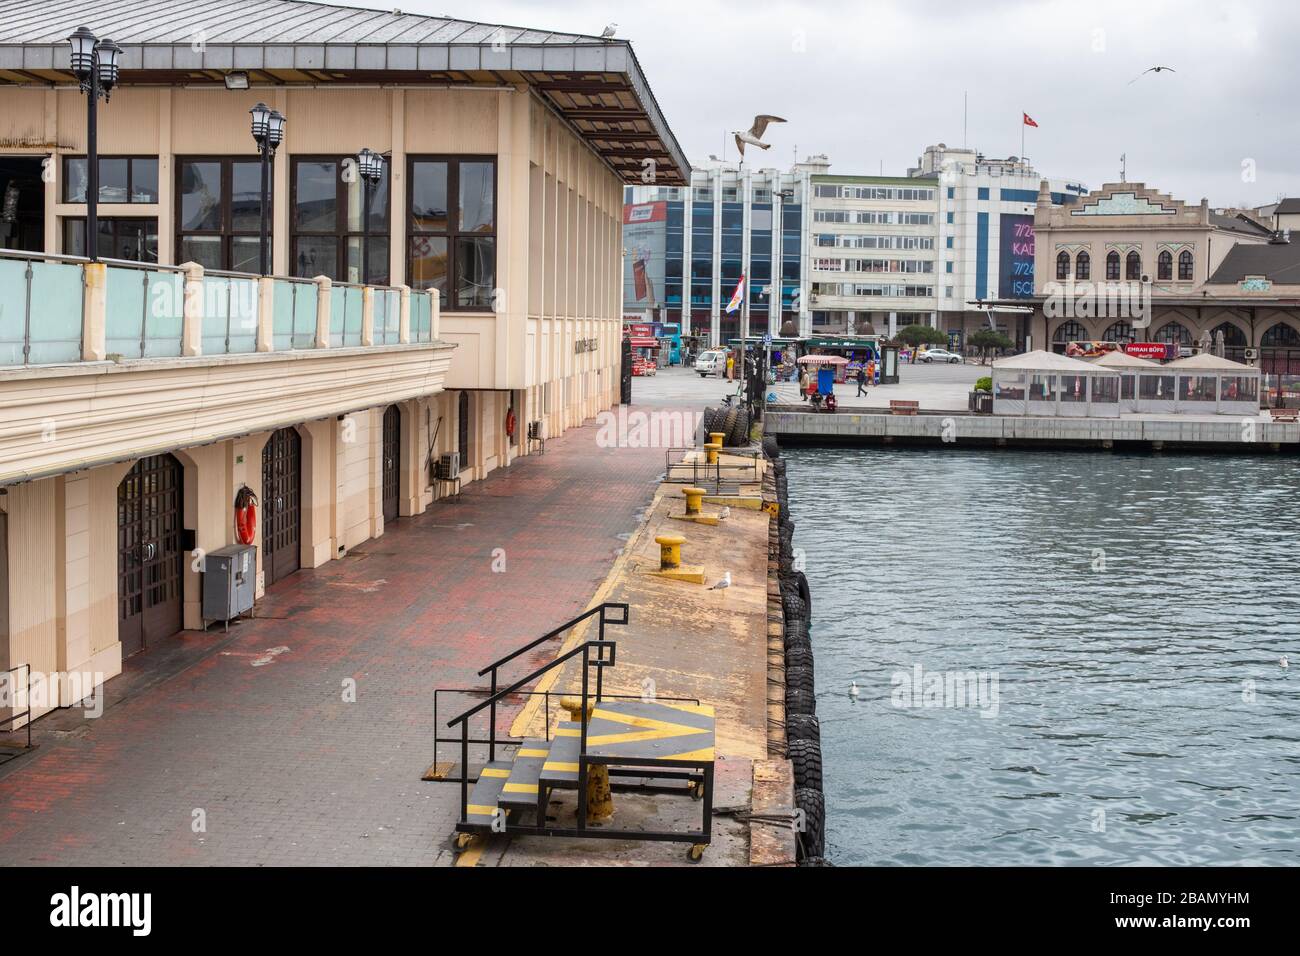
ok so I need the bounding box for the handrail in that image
[447,638,616,729]
[477,601,628,677]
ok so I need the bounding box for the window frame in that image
[174,155,273,273]
[1105,250,1120,280]
[290,154,392,285]
[63,215,160,262]
[1126,250,1142,280]
[1076,250,1091,280]
[405,154,498,312]
[62,154,159,205]
[1056,250,1070,280]
[1178,249,1194,281]
[1157,249,1173,281]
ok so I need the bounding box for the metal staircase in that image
[434,603,716,862]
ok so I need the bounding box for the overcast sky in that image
[344,0,1298,208]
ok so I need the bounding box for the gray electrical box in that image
[202,543,256,631]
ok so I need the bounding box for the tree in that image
[968,329,1014,365]
[896,324,948,348]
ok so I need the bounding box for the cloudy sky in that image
[342,0,1297,208]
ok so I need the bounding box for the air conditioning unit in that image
[434,452,460,479]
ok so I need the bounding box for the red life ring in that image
[234,486,258,545]
[505,408,517,438]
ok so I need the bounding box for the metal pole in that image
[259,142,270,275]
[86,65,99,261]
[362,175,371,283]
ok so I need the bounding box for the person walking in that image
[855,364,869,397]
[867,355,876,386]
[798,365,808,401]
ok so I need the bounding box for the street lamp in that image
[67,27,121,261]
[249,103,285,275]
[356,147,384,284]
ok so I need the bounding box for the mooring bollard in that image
[709,431,726,449]
[682,486,705,516]
[704,442,721,465]
[558,697,613,821]
[655,533,685,570]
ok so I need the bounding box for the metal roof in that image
[0,0,690,184]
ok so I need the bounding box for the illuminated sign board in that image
[999,213,1035,299]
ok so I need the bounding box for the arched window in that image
[1261,322,1300,347]
[1076,251,1090,280]
[1126,250,1142,280]
[1178,250,1194,281]
[1053,319,1087,343]
[1056,250,1070,280]
[1105,250,1120,280]
[1103,321,1134,342]
[1154,322,1192,346]
[1209,322,1246,347]
[1157,250,1173,281]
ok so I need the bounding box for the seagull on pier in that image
[600,23,618,40]
[1128,66,1176,84]
[709,571,732,591]
[732,115,786,160]
[719,506,731,520]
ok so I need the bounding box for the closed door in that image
[382,405,400,524]
[261,427,302,587]
[118,454,184,656]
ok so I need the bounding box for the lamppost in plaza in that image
[249,102,286,275]
[67,26,122,262]
[356,147,384,283]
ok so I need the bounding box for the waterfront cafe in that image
[1164,353,1262,416]
[992,350,1121,417]
[1090,349,1161,413]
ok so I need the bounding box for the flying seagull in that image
[600,23,617,39]
[709,571,732,591]
[1129,66,1176,84]
[732,115,786,159]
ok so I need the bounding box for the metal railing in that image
[102,258,187,360]
[663,447,762,491]
[0,249,86,366]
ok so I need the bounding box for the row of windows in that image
[814,185,935,202]
[814,233,935,250]
[817,283,935,298]
[813,258,934,274]
[58,153,499,310]
[1050,319,1283,347]
[1055,249,1194,282]
[814,209,934,226]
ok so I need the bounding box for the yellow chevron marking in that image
[663,747,715,762]
[518,748,548,758]
[591,709,707,738]
[466,805,498,817]
[586,728,710,747]
[504,783,538,794]
[480,768,509,778]
[543,761,578,773]
[555,728,580,737]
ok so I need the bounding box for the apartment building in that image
[0,0,687,717]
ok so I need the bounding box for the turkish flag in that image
[1023,113,1039,127]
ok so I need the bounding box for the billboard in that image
[623,201,667,308]
[999,213,1035,299]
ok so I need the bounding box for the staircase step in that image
[497,739,550,810]
[462,760,512,828]
[538,722,582,788]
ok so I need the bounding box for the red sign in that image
[625,324,654,339]
[623,201,667,225]
[1125,342,1170,361]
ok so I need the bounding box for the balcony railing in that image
[0,248,440,370]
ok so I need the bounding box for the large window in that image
[1157,250,1173,281]
[1105,250,1120,280]
[407,157,495,310]
[1126,250,1142,280]
[176,157,271,273]
[1178,250,1194,281]
[63,217,158,262]
[63,155,158,204]
[292,156,390,284]
[1076,251,1090,280]
[1056,250,1070,280]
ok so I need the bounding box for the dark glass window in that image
[63,155,158,204]
[1126,250,1142,280]
[292,156,391,285]
[1076,251,1090,280]
[176,157,270,273]
[1056,250,1070,280]
[64,217,158,262]
[1105,250,1120,280]
[1157,249,1173,280]
[407,156,495,310]
[1178,250,1194,281]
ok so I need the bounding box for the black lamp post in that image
[249,102,285,275]
[356,147,383,284]
[67,26,121,262]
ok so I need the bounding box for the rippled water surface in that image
[787,447,1300,866]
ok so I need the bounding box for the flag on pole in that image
[725,274,745,314]
[1022,113,1039,128]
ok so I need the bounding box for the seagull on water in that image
[1128,66,1176,84]
[732,115,786,160]
[849,681,859,700]
[1282,656,1290,669]
[709,571,732,591]
[600,23,618,39]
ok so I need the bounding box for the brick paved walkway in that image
[0,420,664,866]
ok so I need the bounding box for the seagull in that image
[1282,656,1290,669]
[600,23,617,39]
[732,115,786,160]
[849,681,859,700]
[709,571,732,590]
[1129,66,1176,84]
[719,506,731,520]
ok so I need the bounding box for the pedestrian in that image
[856,364,868,396]
[726,354,735,381]
[867,355,876,386]
[798,365,808,400]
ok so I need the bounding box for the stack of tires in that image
[701,404,752,449]
[767,437,828,866]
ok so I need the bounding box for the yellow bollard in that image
[656,533,685,570]
[682,486,706,516]
[557,698,612,821]
[709,431,726,449]
[704,442,721,465]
